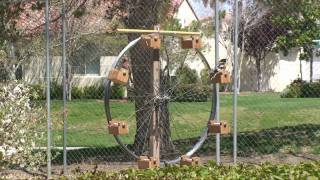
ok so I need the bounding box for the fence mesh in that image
[0,0,320,178]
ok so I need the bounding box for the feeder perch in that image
[140,34,161,49]
[108,68,129,85]
[137,156,159,169]
[210,71,231,84]
[180,36,201,49]
[107,120,129,135]
[180,155,200,166]
[208,120,230,134]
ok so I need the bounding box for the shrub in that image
[71,86,83,99]
[83,85,104,99]
[0,82,45,171]
[110,85,125,99]
[28,84,45,100]
[281,79,320,98]
[172,84,210,102]
[70,162,320,179]
[176,65,199,85]
[28,83,126,100]
[200,68,209,85]
[51,81,63,99]
[300,82,320,97]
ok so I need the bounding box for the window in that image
[71,43,101,75]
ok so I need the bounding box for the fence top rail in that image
[116,29,201,36]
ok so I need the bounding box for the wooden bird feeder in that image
[208,120,230,134]
[108,68,129,85]
[140,34,161,49]
[137,156,160,169]
[210,71,231,84]
[107,120,129,135]
[180,36,201,49]
[180,155,200,166]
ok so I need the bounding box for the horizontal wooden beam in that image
[117,29,201,36]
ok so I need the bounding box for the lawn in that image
[50,92,320,149]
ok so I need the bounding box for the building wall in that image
[240,48,320,92]
[175,0,198,28]
[22,56,117,87]
[23,56,62,84]
[72,56,117,88]
[22,50,319,93]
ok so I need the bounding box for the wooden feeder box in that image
[107,120,129,135]
[180,36,201,49]
[208,120,230,134]
[180,155,200,166]
[108,68,129,85]
[140,34,161,49]
[210,71,231,84]
[137,156,159,169]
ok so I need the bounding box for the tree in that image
[264,0,320,82]
[238,11,285,91]
[235,0,270,92]
[101,0,184,155]
[0,1,64,81]
[0,0,88,81]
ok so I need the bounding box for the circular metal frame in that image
[104,37,218,164]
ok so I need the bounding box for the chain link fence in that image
[0,0,320,178]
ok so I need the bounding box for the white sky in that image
[189,0,231,19]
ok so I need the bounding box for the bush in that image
[71,86,83,99]
[83,85,104,99]
[172,84,210,102]
[200,68,209,85]
[70,162,320,179]
[300,82,320,97]
[51,82,63,99]
[28,83,125,100]
[281,79,320,98]
[176,65,199,85]
[0,82,45,171]
[28,84,45,100]
[110,85,125,99]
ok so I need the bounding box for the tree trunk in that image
[309,49,314,82]
[256,58,262,91]
[7,42,17,80]
[300,59,303,80]
[237,30,246,93]
[126,0,173,156]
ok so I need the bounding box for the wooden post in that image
[149,50,160,164]
[117,28,201,36]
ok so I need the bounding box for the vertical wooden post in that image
[149,49,160,164]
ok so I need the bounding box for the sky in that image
[188,0,213,19]
[188,0,231,19]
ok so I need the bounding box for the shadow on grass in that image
[52,124,320,165]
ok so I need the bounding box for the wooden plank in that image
[149,50,160,163]
[117,28,201,36]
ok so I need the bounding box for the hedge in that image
[281,79,320,98]
[65,162,320,179]
[29,83,125,100]
[172,84,210,102]
[29,83,210,102]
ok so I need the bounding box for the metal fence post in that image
[215,0,220,165]
[45,0,52,177]
[233,0,239,164]
[62,0,68,174]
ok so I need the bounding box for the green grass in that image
[50,93,320,150]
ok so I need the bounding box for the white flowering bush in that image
[0,82,45,171]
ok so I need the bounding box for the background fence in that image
[0,0,320,178]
